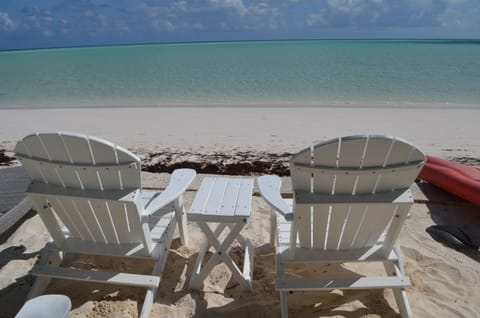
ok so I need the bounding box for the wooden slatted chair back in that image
[15,132,141,190]
[290,135,425,251]
[14,132,146,246]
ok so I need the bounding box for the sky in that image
[0,0,479,50]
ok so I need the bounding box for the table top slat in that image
[235,179,254,217]
[218,178,242,216]
[204,178,228,215]
[189,177,253,220]
[189,178,216,214]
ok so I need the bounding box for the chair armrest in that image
[257,175,293,221]
[144,168,196,216]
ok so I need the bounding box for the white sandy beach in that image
[1,103,480,158]
[1,104,480,317]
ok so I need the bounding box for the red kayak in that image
[419,155,480,207]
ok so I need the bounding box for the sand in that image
[1,104,480,157]
[1,104,480,317]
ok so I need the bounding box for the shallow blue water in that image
[1,39,479,107]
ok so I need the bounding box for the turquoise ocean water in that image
[1,39,480,107]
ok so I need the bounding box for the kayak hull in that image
[419,156,480,207]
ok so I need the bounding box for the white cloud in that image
[0,11,16,31]
[437,4,480,28]
[250,2,279,16]
[242,2,280,30]
[326,0,389,16]
[95,14,108,28]
[307,13,327,26]
[152,20,176,32]
[174,0,188,12]
[21,7,54,35]
[443,0,468,4]
[208,0,248,16]
[405,0,434,11]
[327,0,365,13]
[192,23,206,30]
[42,29,53,37]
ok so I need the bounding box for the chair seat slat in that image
[37,133,70,162]
[277,276,410,291]
[295,205,311,248]
[338,205,367,249]
[61,134,93,164]
[362,137,393,167]
[21,133,50,160]
[338,137,367,167]
[325,205,349,250]
[92,200,119,244]
[312,205,329,249]
[291,149,312,192]
[33,266,160,289]
[72,198,106,243]
[49,197,84,240]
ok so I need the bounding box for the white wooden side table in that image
[188,177,254,290]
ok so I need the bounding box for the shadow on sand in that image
[0,244,40,318]
[156,240,405,318]
[417,181,480,262]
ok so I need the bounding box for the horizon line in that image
[2,37,480,53]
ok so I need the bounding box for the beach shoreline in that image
[1,99,480,110]
[2,104,480,157]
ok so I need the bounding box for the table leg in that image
[243,239,254,289]
[189,221,251,290]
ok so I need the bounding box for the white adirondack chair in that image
[258,135,425,318]
[14,132,196,318]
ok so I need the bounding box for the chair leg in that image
[27,277,51,300]
[276,254,288,318]
[27,243,63,299]
[270,209,277,248]
[392,287,412,318]
[280,290,288,318]
[139,288,154,318]
[384,260,412,318]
